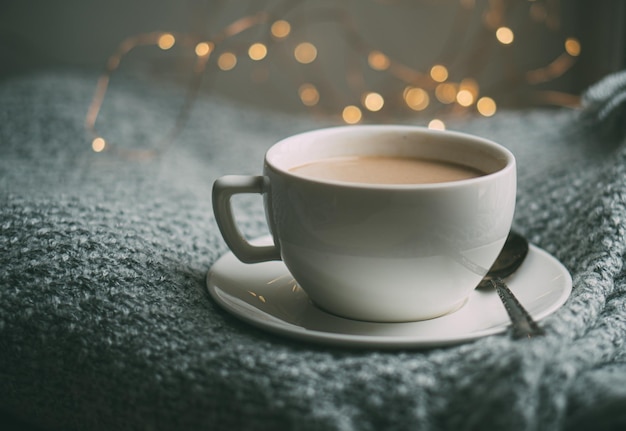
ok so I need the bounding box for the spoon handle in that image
[490,278,545,339]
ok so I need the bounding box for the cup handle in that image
[212,175,281,263]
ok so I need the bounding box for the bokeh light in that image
[157,33,175,50]
[294,42,317,64]
[195,42,213,57]
[342,105,362,124]
[248,43,268,60]
[565,38,581,56]
[477,97,497,116]
[428,119,445,130]
[298,83,320,106]
[363,92,384,111]
[271,20,291,39]
[404,87,430,111]
[496,27,514,44]
[368,51,390,71]
[430,65,449,82]
[459,78,480,99]
[218,52,237,70]
[87,2,586,156]
[456,89,474,107]
[435,83,457,104]
[92,137,106,152]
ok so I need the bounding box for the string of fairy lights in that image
[86,0,582,157]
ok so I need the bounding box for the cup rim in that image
[265,125,515,190]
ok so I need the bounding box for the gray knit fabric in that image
[1,70,626,431]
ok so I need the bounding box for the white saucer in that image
[206,236,572,348]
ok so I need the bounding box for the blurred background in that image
[1,0,625,132]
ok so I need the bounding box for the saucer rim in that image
[206,240,572,348]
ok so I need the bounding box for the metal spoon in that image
[478,231,545,339]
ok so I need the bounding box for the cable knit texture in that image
[1,70,626,430]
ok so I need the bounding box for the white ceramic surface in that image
[207,236,572,349]
[213,125,516,322]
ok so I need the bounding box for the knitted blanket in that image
[1,70,625,431]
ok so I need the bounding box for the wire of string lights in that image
[86,0,581,157]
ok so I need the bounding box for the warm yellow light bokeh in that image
[404,87,429,111]
[435,83,457,104]
[157,33,175,50]
[430,65,448,82]
[342,105,362,124]
[248,43,268,60]
[428,119,445,130]
[565,38,581,56]
[92,137,106,152]
[363,92,384,112]
[456,89,474,107]
[195,42,213,57]
[298,84,320,106]
[271,20,291,39]
[368,51,390,71]
[496,27,514,44]
[87,0,579,147]
[477,97,497,116]
[218,52,237,70]
[459,78,479,98]
[294,42,317,64]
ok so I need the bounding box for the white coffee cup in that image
[213,125,516,322]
